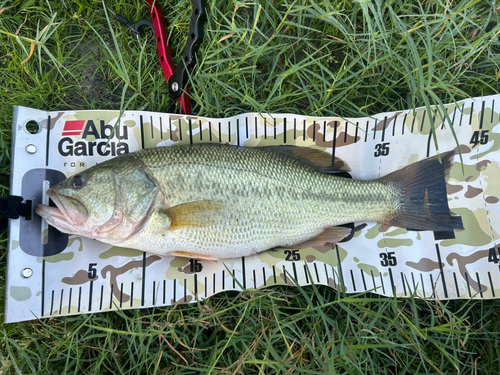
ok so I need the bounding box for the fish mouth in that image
[36,190,88,226]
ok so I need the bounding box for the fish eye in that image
[71,175,84,189]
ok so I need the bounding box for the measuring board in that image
[5,95,500,323]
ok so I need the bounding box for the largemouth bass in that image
[36,144,463,260]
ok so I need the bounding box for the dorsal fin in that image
[264,145,350,174]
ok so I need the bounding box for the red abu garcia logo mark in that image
[58,119,129,157]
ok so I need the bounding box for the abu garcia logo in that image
[58,120,129,156]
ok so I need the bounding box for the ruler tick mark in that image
[389,268,395,297]
[50,290,54,315]
[141,253,146,306]
[241,257,247,290]
[99,285,103,311]
[314,263,320,283]
[332,121,337,166]
[429,274,435,298]
[392,114,397,137]
[360,269,367,291]
[436,244,448,298]
[381,116,387,142]
[350,269,356,291]
[184,279,187,302]
[59,289,63,315]
[469,102,474,124]
[476,273,483,298]
[173,279,177,301]
[420,273,426,298]
[109,284,114,309]
[488,272,495,297]
[323,120,328,143]
[380,273,386,294]
[420,110,427,132]
[163,280,166,304]
[89,280,94,311]
[283,118,287,143]
[263,267,267,286]
[41,260,46,316]
[465,272,472,297]
[159,116,163,139]
[139,116,145,149]
[130,282,134,307]
[194,275,198,298]
[253,270,256,289]
[304,264,309,284]
[188,119,193,144]
[453,272,460,297]
[236,119,240,146]
[78,287,82,312]
[479,101,485,130]
[401,272,407,296]
[152,281,156,306]
[69,288,73,314]
[292,262,298,283]
[119,283,123,308]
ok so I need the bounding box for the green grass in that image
[1,0,500,373]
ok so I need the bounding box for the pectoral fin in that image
[167,251,219,262]
[161,200,224,230]
[289,226,352,249]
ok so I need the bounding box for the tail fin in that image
[380,151,463,231]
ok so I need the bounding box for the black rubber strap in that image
[0,196,30,219]
[0,195,31,231]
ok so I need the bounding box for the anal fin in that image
[289,226,352,249]
[167,250,219,262]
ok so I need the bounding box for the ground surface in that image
[1,0,500,374]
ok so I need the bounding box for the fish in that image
[35,144,463,260]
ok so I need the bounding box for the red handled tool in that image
[106,0,206,114]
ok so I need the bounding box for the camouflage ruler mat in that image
[5,95,500,323]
